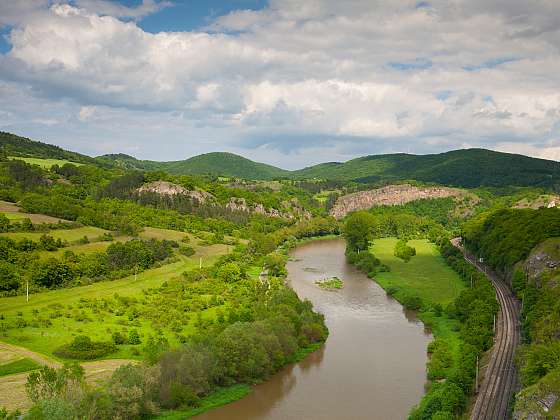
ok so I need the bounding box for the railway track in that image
[452,241,521,420]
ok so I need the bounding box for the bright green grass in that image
[0,244,231,360]
[156,384,252,419]
[371,237,465,306]
[9,156,83,169]
[1,212,25,221]
[0,357,41,377]
[1,226,109,244]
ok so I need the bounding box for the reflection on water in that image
[197,238,432,420]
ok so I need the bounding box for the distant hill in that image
[3,131,560,188]
[293,149,560,188]
[97,152,290,179]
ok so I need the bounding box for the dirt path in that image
[0,341,134,412]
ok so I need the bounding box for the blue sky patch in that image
[136,0,268,33]
[463,57,519,72]
[388,58,432,71]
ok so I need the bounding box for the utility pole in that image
[26,279,29,303]
[134,265,138,281]
[475,356,479,393]
[199,257,202,269]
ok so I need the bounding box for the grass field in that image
[0,358,40,377]
[0,201,64,224]
[0,240,232,360]
[1,226,110,244]
[9,156,83,169]
[371,237,465,305]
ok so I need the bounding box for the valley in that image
[0,131,559,419]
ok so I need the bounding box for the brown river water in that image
[197,238,432,420]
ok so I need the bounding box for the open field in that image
[1,226,110,243]
[0,242,232,360]
[9,156,84,169]
[371,237,465,305]
[0,201,65,224]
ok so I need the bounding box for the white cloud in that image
[0,0,558,164]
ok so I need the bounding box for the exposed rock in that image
[518,238,560,290]
[226,197,300,219]
[514,368,560,419]
[329,184,467,219]
[514,194,560,210]
[136,181,214,204]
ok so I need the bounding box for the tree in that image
[32,258,74,288]
[264,253,287,278]
[344,211,374,251]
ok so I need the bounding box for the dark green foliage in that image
[179,245,195,256]
[53,335,116,360]
[463,207,560,272]
[128,329,141,345]
[344,211,374,251]
[32,259,74,288]
[6,160,47,190]
[0,132,95,164]
[106,239,173,270]
[294,148,560,188]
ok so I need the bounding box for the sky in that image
[0,0,559,169]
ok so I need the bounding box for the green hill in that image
[0,131,96,165]
[3,131,559,187]
[162,152,290,179]
[293,149,560,188]
[97,152,290,179]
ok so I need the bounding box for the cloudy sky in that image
[0,0,559,169]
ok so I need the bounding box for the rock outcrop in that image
[329,184,465,219]
[136,181,214,204]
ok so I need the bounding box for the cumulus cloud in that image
[0,0,558,165]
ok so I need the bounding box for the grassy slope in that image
[9,156,84,169]
[0,358,40,377]
[1,226,109,243]
[0,242,231,360]
[371,238,464,305]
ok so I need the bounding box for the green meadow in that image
[0,240,233,360]
[1,226,109,243]
[9,156,83,169]
[371,237,465,305]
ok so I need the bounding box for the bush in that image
[128,329,141,345]
[401,294,423,311]
[112,332,127,345]
[179,246,195,257]
[54,335,116,360]
[394,238,416,262]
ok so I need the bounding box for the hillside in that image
[0,132,96,165]
[3,132,560,187]
[98,151,290,180]
[293,149,560,188]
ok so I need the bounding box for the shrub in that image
[112,332,127,345]
[179,246,195,257]
[54,335,116,360]
[128,329,141,345]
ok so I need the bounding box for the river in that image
[197,238,432,419]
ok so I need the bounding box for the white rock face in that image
[329,184,464,218]
[136,181,214,203]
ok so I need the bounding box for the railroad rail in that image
[452,239,521,420]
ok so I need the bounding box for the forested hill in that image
[97,152,290,180]
[0,131,96,165]
[3,131,560,187]
[294,149,560,188]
